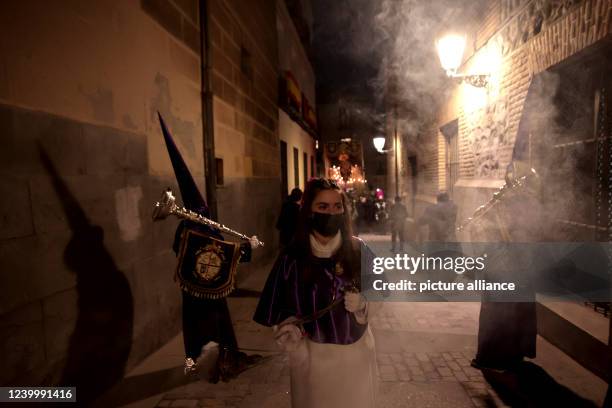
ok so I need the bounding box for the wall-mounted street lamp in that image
[372,122,400,198]
[373,136,389,153]
[436,34,489,88]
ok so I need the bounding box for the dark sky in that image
[311,0,385,104]
[310,0,487,120]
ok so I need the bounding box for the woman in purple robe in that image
[254,178,378,408]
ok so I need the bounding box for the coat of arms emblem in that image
[175,229,241,299]
[194,242,225,281]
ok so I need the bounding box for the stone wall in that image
[0,0,200,398]
[208,0,281,264]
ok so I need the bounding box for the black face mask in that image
[310,212,344,237]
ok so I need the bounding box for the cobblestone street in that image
[105,235,605,408]
[116,302,499,408]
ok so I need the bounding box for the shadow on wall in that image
[482,361,597,407]
[39,147,134,404]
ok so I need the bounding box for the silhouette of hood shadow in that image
[481,361,597,407]
[92,366,197,407]
[39,146,134,404]
[91,353,218,408]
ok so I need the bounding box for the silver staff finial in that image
[152,189,264,248]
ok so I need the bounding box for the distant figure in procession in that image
[417,192,457,242]
[276,187,303,247]
[389,196,408,252]
[254,178,378,408]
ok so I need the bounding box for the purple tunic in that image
[254,239,372,345]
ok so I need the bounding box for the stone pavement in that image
[366,301,505,408]
[102,234,605,408]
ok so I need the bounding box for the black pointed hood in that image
[158,112,209,216]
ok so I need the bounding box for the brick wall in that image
[439,0,611,222]
[528,0,611,74]
[476,1,502,50]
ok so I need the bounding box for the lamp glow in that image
[436,34,466,75]
[373,136,386,153]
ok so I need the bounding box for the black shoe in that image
[471,358,522,373]
[215,347,263,382]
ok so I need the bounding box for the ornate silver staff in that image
[456,167,539,232]
[152,189,264,248]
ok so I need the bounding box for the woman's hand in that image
[344,292,366,313]
[273,317,303,352]
[345,292,368,324]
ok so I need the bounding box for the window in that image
[303,152,308,185]
[280,141,288,199]
[310,155,314,178]
[293,147,299,188]
[376,160,386,175]
[240,46,253,80]
[215,158,224,186]
[440,119,459,197]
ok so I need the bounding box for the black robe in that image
[276,200,300,246]
[173,220,251,358]
[474,193,540,369]
[475,302,537,368]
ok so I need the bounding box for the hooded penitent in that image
[158,114,244,356]
[158,112,209,217]
[158,113,243,300]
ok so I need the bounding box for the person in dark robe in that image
[173,221,260,381]
[254,178,380,408]
[471,163,540,371]
[276,187,302,247]
[417,192,458,242]
[158,114,261,382]
[389,196,408,252]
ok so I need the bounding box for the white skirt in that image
[288,326,377,408]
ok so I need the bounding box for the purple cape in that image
[253,238,374,345]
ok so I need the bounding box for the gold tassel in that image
[177,278,236,299]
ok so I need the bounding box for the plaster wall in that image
[0,0,203,395]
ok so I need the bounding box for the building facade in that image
[277,0,318,196]
[0,0,300,398]
[394,0,611,227]
[389,0,611,387]
[207,0,280,267]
